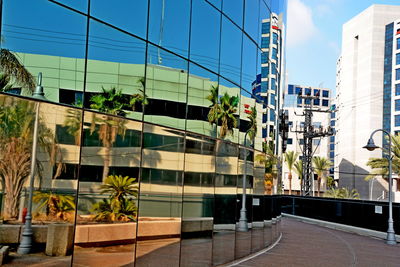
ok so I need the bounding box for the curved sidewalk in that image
[230,217,400,267]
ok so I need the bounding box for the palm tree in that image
[0,73,12,92]
[324,187,359,199]
[63,103,82,146]
[130,77,148,111]
[0,97,62,220]
[256,142,278,194]
[33,191,75,221]
[294,160,303,195]
[218,92,239,139]
[92,175,139,222]
[284,151,299,195]
[0,48,36,92]
[206,85,219,127]
[312,156,332,197]
[247,106,257,142]
[89,87,130,181]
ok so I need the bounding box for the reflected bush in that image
[91,175,138,222]
[33,191,76,222]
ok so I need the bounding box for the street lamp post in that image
[18,73,46,254]
[238,130,250,232]
[363,129,397,245]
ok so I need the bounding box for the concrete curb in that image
[282,213,400,240]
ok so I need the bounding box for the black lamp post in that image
[363,129,397,245]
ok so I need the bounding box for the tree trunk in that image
[317,176,321,197]
[288,172,292,195]
[102,143,111,181]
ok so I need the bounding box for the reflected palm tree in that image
[130,77,149,111]
[0,49,35,93]
[89,87,130,181]
[246,106,257,142]
[218,92,238,139]
[0,97,62,220]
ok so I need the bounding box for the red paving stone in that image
[234,217,400,267]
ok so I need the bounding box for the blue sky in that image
[286,0,400,94]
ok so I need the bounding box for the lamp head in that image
[363,138,379,151]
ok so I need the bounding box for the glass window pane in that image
[53,0,88,13]
[181,133,216,266]
[244,0,259,42]
[85,20,146,121]
[148,0,190,58]
[222,0,244,28]
[187,63,218,137]
[73,110,141,266]
[144,45,188,130]
[2,0,87,104]
[136,124,184,267]
[220,17,242,85]
[90,0,148,39]
[190,0,221,73]
[241,35,257,92]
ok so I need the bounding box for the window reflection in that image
[222,0,244,28]
[148,0,191,58]
[190,0,221,73]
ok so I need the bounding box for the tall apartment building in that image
[252,13,285,149]
[336,5,400,201]
[281,84,333,194]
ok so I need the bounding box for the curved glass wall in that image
[0,0,287,266]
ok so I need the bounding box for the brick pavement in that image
[233,217,400,267]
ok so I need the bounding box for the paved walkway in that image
[232,217,400,267]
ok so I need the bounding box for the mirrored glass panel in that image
[222,0,244,28]
[148,0,191,58]
[190,0,221,73]
[239,88,257,147]
[207,0,222,10]
[144,45,188,130]
[187,63,218,137]
[218,78,240,143]
[220,17,242,85]
[72,110,141,267]
[241,35,258,92]
[251,151,265,252]
[235,146,254,259]
[212,141,238,265]
[85,19,146,121]
[244,0,260,43]
[135,124,184,266]
[259,1,271,48]
[0,95,80,266]
[53,0,88,13]
[2,0,87,104]
[180,133,215,266]
[90,0,148,39]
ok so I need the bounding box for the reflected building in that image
[0,0,287,266]
[252,12,286,150]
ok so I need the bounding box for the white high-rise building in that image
[336,5,400,200]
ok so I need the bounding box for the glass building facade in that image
[0,0,286,266]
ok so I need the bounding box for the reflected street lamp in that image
[18,73,46,254]
[363,129,397,245]
[238,130,251,232]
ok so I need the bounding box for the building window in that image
[313,89,319,96]
[396,84,400,96]
[305,98,311,105]
[395,115,400,127]
[261,81,268,92]
[396,69,400,80]
[272,33,278,44]
[299,139,304,145]
[323,90,329,97]
[270,93,276,106]
[272,48,278,60]
[397,53,400,65]
[288,85,294,94]
[330,136,335,142]
[313,99,320,106]
[261,66,269,78]
[330,144,335,150]
[313,139,320,146]
[261,37,270,48]
[330,152,335,158]
[262,22,270,34]
[396,99,400,111]
[271,63,277,74]
[330,120,336,127]
[397,38,400,50]
[269,111,276,122]
[295,87,302,95]
[261,53,268,64]
[287,138,293,145]
[271,78,277,90]
[322,99,329,106]
[297,98,302,105]
[305,88,311,95]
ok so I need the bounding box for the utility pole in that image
[294,93,334,196]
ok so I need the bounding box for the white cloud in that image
[287,0,317,47]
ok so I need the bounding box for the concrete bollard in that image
[45,224,74,256]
